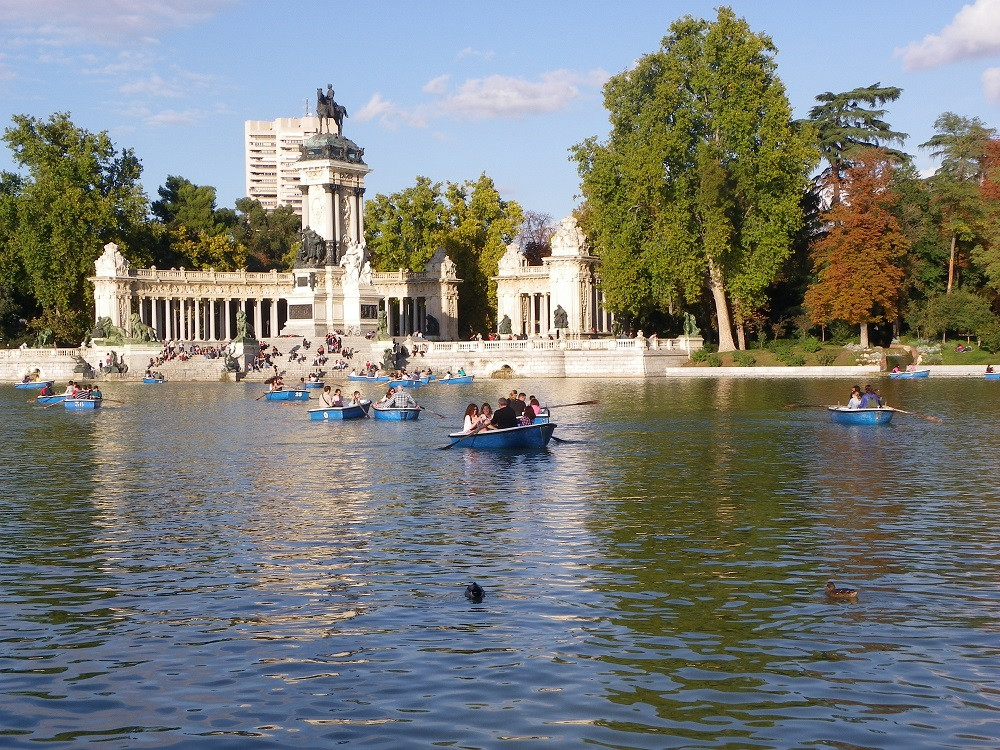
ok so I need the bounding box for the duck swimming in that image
[464,582,485,601]
[825,581,859,600]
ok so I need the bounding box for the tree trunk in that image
[707,258,737,352]
[736,322,746,350]
[947,233,957,294]
[859,321,870,348]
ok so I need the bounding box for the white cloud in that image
[422,75,450,95]
[0,0,236,46]
[355,93,427,130]
[983,67,1000,103]
[899,0,1000,70]
[119,74,185,98]
[145,108,203,127]
[437,70,605,120]
[359,68,608,131]
[457,47,495,61]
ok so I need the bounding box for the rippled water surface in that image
[2,377,998,748]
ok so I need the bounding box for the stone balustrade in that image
[424,335,702,354]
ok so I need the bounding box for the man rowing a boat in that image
[378,386,417,409]
[488,397,518,430]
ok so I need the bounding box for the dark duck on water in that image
[464,582,485,601]
[825,581,859,600]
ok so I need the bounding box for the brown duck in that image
[825,581,859,600]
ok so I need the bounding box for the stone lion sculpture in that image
[233,310,256,342]
[130,313,156,343]
[91,316,127,344]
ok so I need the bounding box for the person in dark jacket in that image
[490,397,518,429]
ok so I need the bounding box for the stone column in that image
[151,297,159,339]
[270,299,279,339]
[194,299,202,341]
[254,298,263,339]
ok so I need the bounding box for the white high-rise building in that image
[244,117,320,214]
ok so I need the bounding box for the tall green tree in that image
[0,113,148,343]
[234,197,300,272]
[804,83,906,206]
[805,149,908,347]
[920,112,996,294]
[443,174,523,334]
[365,173,521,336]
[572,7,815,351]
[365,176,450,272]
[150,175,245,270]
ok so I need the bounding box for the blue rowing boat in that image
[828,406,894,425]
[304,381,324,389]
[389,376,429,388]
[371,404,421,421]
[64,397,102,411]
[36,394,67,404]
[308,400,371,420]
[447,422,556,449]
[142,377,167,384]
[14,380,53,390]
[889,369,930,379]
[348,374,390,383]
[985,372,999,380]
[264,389,310,402]
[438,375,474,385]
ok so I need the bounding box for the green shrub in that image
[784,353,806,366]
[690,348,710,363]
[829,321,856,344]
[733,351,756,367]
[800,335,822,353]
[817,350,837,366]
[706,353,722,367]
[980,322,1000,354]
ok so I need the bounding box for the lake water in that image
[1,376,998,748]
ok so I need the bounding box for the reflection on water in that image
[1,378,998,747]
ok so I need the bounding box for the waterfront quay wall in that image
[405,337,696,378]
[0,348,86,382]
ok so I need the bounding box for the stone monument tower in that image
[285,86,379,336]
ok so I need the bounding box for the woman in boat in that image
[519,405,535,426]
[91,385,102,400]
[847,385,862,409]
[462,403,479,433]
[39,382,54,397]
[331,388,344,407]
[478,402,493,428]
[351,390,364,405]
[529,396,541,415]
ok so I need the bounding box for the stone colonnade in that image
[134,295,287,342]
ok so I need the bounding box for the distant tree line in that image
[573,7,1000,352]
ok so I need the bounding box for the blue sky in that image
[2,1,999,224]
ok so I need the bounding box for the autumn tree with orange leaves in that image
[976,138,1000,290]
[805,148,909,347]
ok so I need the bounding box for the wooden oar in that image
[889,407,944,423]
[418,406,447,419]
[255,392,269,401]
[544,399,599,409]
[438,425,484,450]
[784,403,832,409]
[550,435,584,444]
